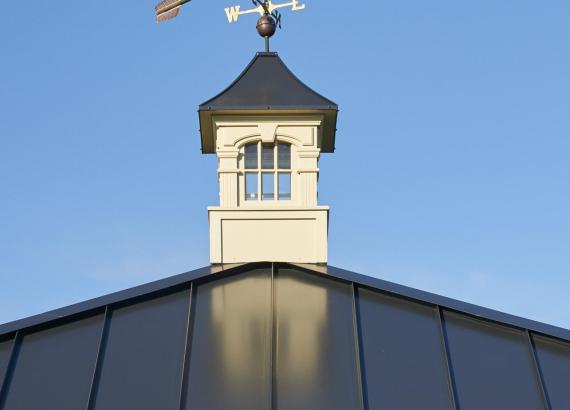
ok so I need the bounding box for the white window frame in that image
[241,141,293,205]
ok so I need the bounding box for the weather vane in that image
[154,0,306,51]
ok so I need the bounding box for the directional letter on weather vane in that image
[154,0,305,51]
[155,0,305,24]
[224,0,305,23]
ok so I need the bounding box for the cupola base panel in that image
[208,207,328,264]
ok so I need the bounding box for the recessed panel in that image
[93,290,190,410]
[3,315,103,410]
[221,218,316,262]
[184,268,272,410]
[357,289,453,409]
[533,334,570,409]
[275,268,360,410]
[443,311,546,410]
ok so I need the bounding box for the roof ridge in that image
[1,262,569,343]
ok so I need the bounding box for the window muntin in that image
[243,142,291,202]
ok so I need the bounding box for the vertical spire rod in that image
[265,36,270,52]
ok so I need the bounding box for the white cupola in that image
[198,52,338,264]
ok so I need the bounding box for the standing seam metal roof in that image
[199,52,337,110]
[0,263,568,409]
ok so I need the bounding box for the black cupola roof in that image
[198,52,338,153]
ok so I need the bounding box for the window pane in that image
[262,173,274,200]
[245,143,258,169]
[278,173,291,200]
[262,145,274,169]
[245,173,258,201]
[278,143,291,169]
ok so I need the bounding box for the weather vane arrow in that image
[154,0,306,51]
[155,0,191,22]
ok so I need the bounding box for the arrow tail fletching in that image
[155,0,188,22]
[157,6,180,22]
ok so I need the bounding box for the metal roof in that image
[0,262,568,409]
[198,52,338,153]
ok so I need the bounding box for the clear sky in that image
[1,0,569,329]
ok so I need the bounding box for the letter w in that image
[225,6,241,23]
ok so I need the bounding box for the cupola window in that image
[244,142,291,201]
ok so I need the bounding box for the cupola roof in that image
[198,52,338,153]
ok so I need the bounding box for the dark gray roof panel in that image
[311,264,570,342]
[0,338,14,400]
[443,311,547,410]
[92,290,190,410]
[533,335,570,409]
[275,268,361,410]
[0,264,225,338]
[199,53,337,111]
[184,268,272,410]
[2,314,103,410]
[357,288,453,409]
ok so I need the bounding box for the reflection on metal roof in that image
[0,263,568,409]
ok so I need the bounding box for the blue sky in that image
[1,0,569,329]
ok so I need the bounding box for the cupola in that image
[199,52,338,264]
